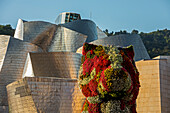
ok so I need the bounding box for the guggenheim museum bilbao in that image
[0,12,169,113]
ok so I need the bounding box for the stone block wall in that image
[136,56,170,113]
[7,79,37,113]
[136,59,161,113]
[7,77,85,113]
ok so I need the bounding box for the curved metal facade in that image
[96,26,107,39]
[2,17,99,112]
[0,37,42,106]
[47,26,87,52]
[23,21,54,43]
[14,19,24,40]
[61,19,98,43]
[89,34,150,61]
[0,35,10,72]
[14,20,94,52]
[23,52,82,78]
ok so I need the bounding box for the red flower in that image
[120,100,125,110]
[88,103,100,113]
[82,84,93,97]
[83,58,94,75]
[100,71,109,91]
[89,79,98,96]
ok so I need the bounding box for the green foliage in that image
[139,29,170,58]
[115,30,129,35]
[103,29,130,36]
[131,29,138,34]
[0,24,15,36]
[81,55,85,64]
[103,29,114,36]
[86,51,94,59]
[94,45,105,57]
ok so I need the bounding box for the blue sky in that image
[0,0,170,33]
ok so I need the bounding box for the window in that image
[73,16,77,20]
[66,14,69,18]
[69,19,73,22]
[70,14,73,18]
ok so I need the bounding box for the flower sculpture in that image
[78,43,140,113]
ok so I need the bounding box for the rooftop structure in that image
[55,12,81,25]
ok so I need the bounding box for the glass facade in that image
[55,12,81,24]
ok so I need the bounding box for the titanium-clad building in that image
[0,12,152,113]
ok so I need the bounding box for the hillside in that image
[140,29,170,58]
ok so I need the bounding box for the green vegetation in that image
[103,29,170,58]
[0,24,15,36]
[140,29,170,58]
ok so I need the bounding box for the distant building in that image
[136,56,170,113]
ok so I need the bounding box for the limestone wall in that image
[136,59,161,113]
[7,79,37,113]
[7,77,85,113]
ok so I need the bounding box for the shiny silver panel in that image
[0,37,42,106]
[97,26,107,39]
[14,19,24,40]
[0,35,10,72]
[48,26,87,52]
[23,21,55,43]
[25,52,82,78]
[90,34,150,61]
[61,19,98,42]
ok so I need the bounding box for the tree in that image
[131,30,139,34]
[0,24,15,36]
[140,29,170,58]
[103,29,114,36]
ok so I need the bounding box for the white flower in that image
[101,100,130,113]
[79,68,96,85]
[87,95,101,104]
